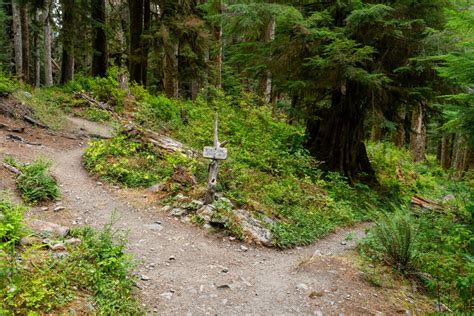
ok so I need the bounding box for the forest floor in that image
[0,113,435,314]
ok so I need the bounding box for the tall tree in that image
[91,0,108,77]
[43,0,53,86]
[60,0,75,83]
[19,2,29,82]
[11,0,22,78]
[128,0,143,84]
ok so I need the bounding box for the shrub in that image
[0,193,25,246]
[5,157,60,204]
[372,209,417,271]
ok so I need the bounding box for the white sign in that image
[203,146,228,160]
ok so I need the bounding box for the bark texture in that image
[60,0,75,83]
[409,103,426,162]
[163,43,179,98]
[129,0,143,84]
[11,0,22,78]
[306,84,376,184]
[43,0,53,86]
[91,0,108,77]
[20,4,29,82]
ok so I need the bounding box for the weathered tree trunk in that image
[450,134,465,178]
[129,0,143,84]
[20,4,29,82]
[371,124,382,142]
[43,0,53,86]
[60,0,75,83]
[259,16,275,104]
[392,106,406,147]
[213,0,222,89]
[11,0,22,78]
[140,0,150,86]
[191,78,199,101]
[163,43,179,98]
[34,9,40,87]
[91,0,108,77]
[440,134,452,170]
[409,102,426,162]
[306,84,376,184]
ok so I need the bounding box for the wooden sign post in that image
[204,112,227,204]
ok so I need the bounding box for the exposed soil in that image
[0,112,435,315]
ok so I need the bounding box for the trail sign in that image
[203,146,228,160]
[203,112,227,204]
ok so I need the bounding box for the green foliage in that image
[63,67,128,109]
[13,87,69,130]
[9,158,60,204]
[0,71,18,94]
[361,142,473,311]
[83,134,196,188]
[0,193,25,247]
[82,107,112,122]
[0,221,142,314]
[372,209,417,271]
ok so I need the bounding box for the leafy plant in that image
[5,157,60,204]
[371,209,417,271]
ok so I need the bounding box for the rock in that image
[442,194,455,203]
[160,205,172,212]
[221,267,229,273]
[314,310,323,316]
[175,193,188,200]
[169,255,176,261]
[141,275,151,281]
[197,204,215,222]
[181,200,204,211]
[20,236,42,246]
[296,283,309,292]
[40,207,48,211]
[27,219,69,237]
[64,238,81,245]
[96,181,103,186]
[203,224,212,230]
[53,206,66,212]
[210,214,228,226]
[341,241,347,245]
[147,184,161,193]
[144,223,163,231]
[51,243,66,251]
[159,292,173,300]
[234,209,273,246]
[216,283,231,289]
[240,245,248,252]
[215,197,233,209]
[170,208,187,217]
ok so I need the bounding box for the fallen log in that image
[122,124,196,157]
[411,195,443,210]
[23,115,48,129]
[75,92,113,111]
[2,162,21,175]
[6,134,42,146]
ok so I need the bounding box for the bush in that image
[372,209,417,271]
[0,219,142,314]
[0,193,25,246]
[5,157,60,204]
[0,71,19,94]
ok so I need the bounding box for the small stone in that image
[240,245,248,252]
[221,299,228,305]
[144,223,163,231]
[147,184,161,193]
[64,238,81,245]
[20,236,41,246]
[340,241,347,245]
[169,256,176,261]
[97,181,103,186]
[160,205,171,212]
[216,284,231,289]
[159,292,173,300]
[141,275,151,281]
[51,243,66,251]
[314,310,323,316]
[221,268,229,273]
[229,236,236,241]
[40,207,48,211]
[53,206,65,212]
[27,219,69,237]
[170,208,187,217]
[296,283,309,292]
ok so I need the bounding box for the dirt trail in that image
[0,116,432,315]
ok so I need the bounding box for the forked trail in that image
[0,117,432,315]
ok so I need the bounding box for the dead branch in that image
[23,115,48,129]
[75,92,113,111]
[411,195,442,210]
[6,134,42,146]
[2,162,21,175]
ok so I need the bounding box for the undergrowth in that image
[4,157,59,204]
[0,195,142,314]
[361,141,473,311]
